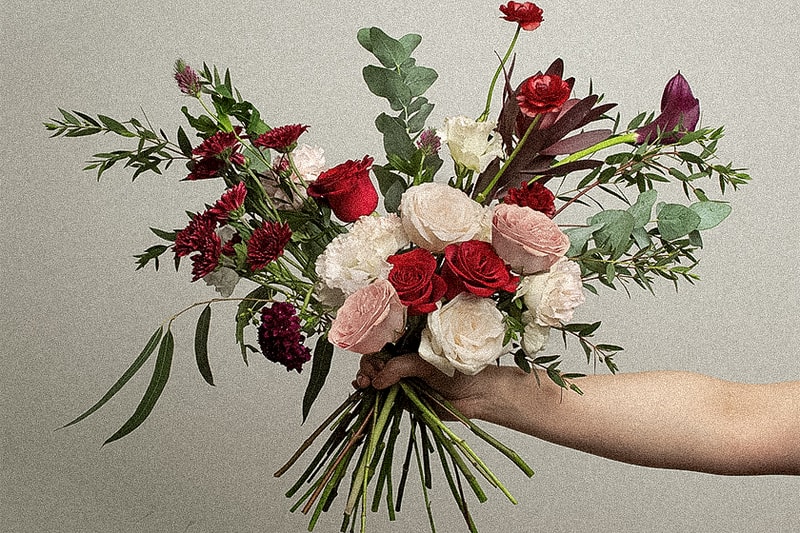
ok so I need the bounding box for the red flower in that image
[307,156,378,223]
[186,129,245,180]
[258,302,312,373]
[190,232,222,281]
[174,211,217,257]
[174,59,201,96]
[516,74,572,117]
[441,240,519,299]
[500,2,543,31]
[387,248,447,315]
[253,124,309,153]
[504,181,556,218]
[246,221,292,271]
[208,182,247,221]
[635,72,700,144]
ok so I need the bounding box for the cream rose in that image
[492,203,570,274]
[399,182,486,253]
[518,258,585,327]
[418,293,506,376]
[329,279,406,354]
[439,116,503,173]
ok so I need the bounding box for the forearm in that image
[475,367,800,475]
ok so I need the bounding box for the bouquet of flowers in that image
[46,2,749,531]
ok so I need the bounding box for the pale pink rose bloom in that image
[329,279,406,354]
[518,258,585,327]
[491,203,570,274]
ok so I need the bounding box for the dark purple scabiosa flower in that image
[635,72,700,144]
[258,302,311,372]
[174,59,201,96]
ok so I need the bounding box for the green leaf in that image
[98,115,135,137]
[399,33,422,55]
[407,102,434,133]
[61,327,163,429]
[514,351,532,373]
[363,65,411,108]
[177,126,193,157]
[302,336,334,422]
[375,113,415,159]
[194,305,214,386]
[403,66,438,98]
[564,223,604,257]
[657,203,701,240]
[627,189,657,228]
[689,201,732,231]
[368,27,411,68]
[59,108,81,125]
[104,328,174,445]
[588,210,636,258]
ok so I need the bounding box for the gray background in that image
[2,1,799,532]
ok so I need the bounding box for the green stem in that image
[475,115,541,204]
[478,26,521,123]
[551,131,637,169]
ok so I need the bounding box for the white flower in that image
[204,267,239,297]
[315,214,410,297]
[521,311,550,356]
[419,293,507,377]
[399,182,487,253]
[291,144,326,182]
[439,115,503,173]
[517,258,585,327]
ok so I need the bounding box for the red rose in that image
[504,180,556,218]
[441,240,519,299]
[499,2,544,31]
[516,74,572,117]
[387,248,447,315]
[307,156,378,222]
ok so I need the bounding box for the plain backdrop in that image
[2,1,799,532]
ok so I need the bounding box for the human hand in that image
[352,353,494,420]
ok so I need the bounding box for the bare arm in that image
[356,355,800,475]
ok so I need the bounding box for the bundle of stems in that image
[275,375,534,532]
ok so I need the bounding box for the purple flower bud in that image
[174,59,201,96]
[635,72,700,144]
[416,128,441,156]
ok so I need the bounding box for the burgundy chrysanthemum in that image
[186,129,245,180]
[258,302,312,372]
[504,180,556,218]
[189,232,222,281]
[246,221,292,271]
[174,211,218,257]
[208,182,247,221]
[252,124,309,153]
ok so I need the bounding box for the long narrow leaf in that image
[194,305,214,386]
[61,327,163,429]
[103,329,174,445]
[302,335,334,422]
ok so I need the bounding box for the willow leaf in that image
[302,335,334,423]
[61,326,163,429]
[103,328,174,445]
[194,305,214,386]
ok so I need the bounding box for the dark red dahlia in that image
[504,180,556,218]
[246,221,292,271]
[258,302,312,372]
[252,124,309,153]
[208,182,247,221]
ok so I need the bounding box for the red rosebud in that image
[499,2,544,31]
[504,181,556,218]
[246,221,292,271]
[516,74,572,117]
[252,124,309,153]
[441,240,519,300]
[307,156,378,223]
[635,72,700,144]
[208,182,247,222]
[387,248,447,315]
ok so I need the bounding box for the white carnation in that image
[291,144,326,182]
[315,214,410,297]
[518,258,585,327]
[439,115,503,173]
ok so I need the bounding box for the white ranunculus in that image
[204,267,240,297]
[521,310,550,356]
[419,293,507,377]
[518,258,585,327]
[315,214,410,297]
[399,182,486,253]
[439,115,503,173]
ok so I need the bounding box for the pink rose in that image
[329,279,406,354]
[491,203,569,274]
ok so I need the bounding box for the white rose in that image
[439,115,504,173]
[419,293,507,377]
[518,258,585,327]
[399,182,486,253]
[521,311,550,356]
[315,214,410,296]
